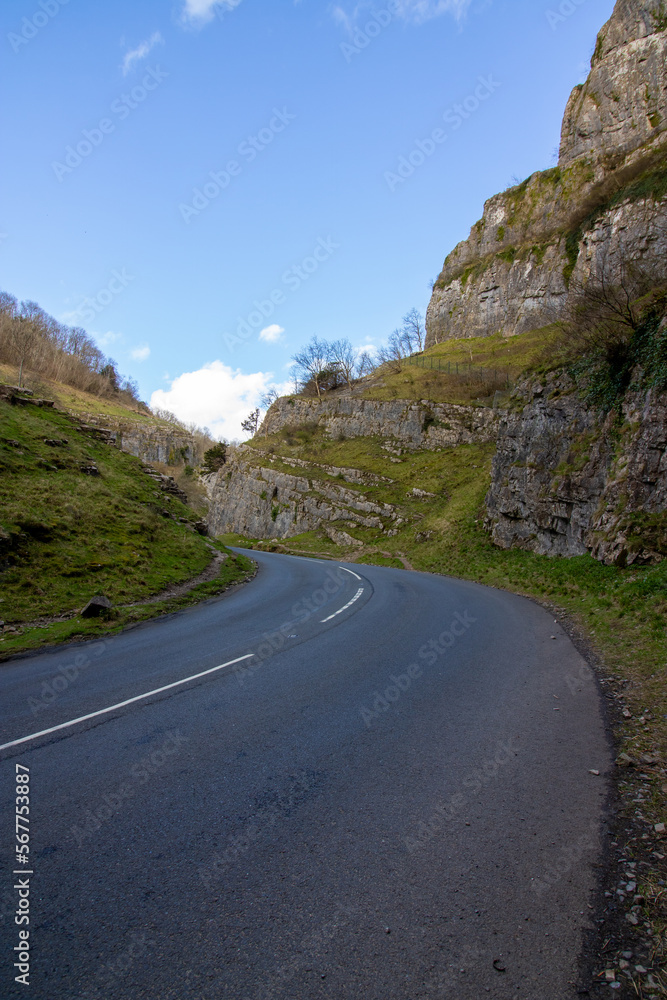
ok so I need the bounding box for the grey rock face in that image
[258,395,499,450]
[205,449,400,541]
[71,412,198,467]
[486,376,667,564]
[559,0,667,171]
[425,0,667,347]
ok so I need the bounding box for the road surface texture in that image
[0,550,611,999]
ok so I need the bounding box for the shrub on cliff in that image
[556,259,667,410]
[202,442,227,472]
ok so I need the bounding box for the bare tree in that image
[557,257,667,361]
[260,387,279,409]
[241,408,260,437]
[8,318,40,387]
[328,338,357,389]
[401,308,425,353]
[354,350,376,378]
[291,337,332,398]
[376,329,407,373]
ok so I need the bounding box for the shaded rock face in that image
[486,376,667,565]
[73,413,197,466]
[425,0,667,346]
[116,426,195,466]
[258,395,499,450]
[205,451,400,541]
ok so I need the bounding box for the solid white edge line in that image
[0,654,255,753]
[339,566,363,581]
[321,587,365,623]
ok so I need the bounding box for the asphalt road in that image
[0,550,610,999]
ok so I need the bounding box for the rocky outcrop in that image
[486,376,667,565]
[206,449,402,541]
[559,0,667,172]
[72,412,198,466]
[259,395,499,450]
[425,0,667,346]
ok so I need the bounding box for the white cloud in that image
[332,0,472,29]
[331,4,354,31]
[121,31,163,75]
[180,0,243,25]
[94,330,123,348]
[150,360,274,440]
[393,0,472,22]
[259,324,285,344]
[130,344,151,362]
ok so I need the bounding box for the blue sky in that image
[1,0,616,438]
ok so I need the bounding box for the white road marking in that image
[339,567,362,581]
[0,654,255,753]
[321,587,365,623]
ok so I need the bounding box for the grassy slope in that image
[0,396,252,657]
[0,362,159,423]
[331,326,561,405]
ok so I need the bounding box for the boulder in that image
[81,595,113,618]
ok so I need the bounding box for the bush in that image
[202,443,227,473]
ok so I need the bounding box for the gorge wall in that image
[72,412,199,466]
[206,450,403,543]
[425,0,667,346]
[486,373,667,566]
[258,394,499,450]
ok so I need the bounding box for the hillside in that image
[0,380,252,658]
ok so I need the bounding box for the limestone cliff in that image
[486,374,667,565]
[258,394,499,450]
[71,412,199,466]
[206,448,402,542]
[425,0,667,346]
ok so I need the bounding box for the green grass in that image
[0,543,254,658]
[0,362,158,423]
[0,397,253,656]
[354,327,561,405]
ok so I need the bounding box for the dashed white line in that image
[339,567,363,581]
[321,587,365,623]
[0,654,255,753]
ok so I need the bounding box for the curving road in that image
[0,551,610,999]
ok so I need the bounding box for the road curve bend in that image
[0,550,610,999]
